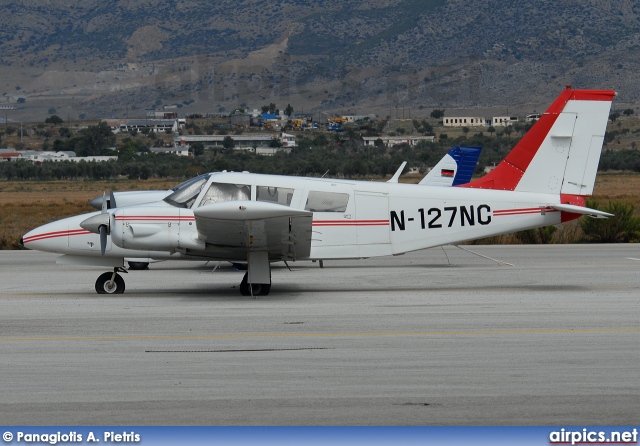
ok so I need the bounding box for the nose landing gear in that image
[95,268,127,294]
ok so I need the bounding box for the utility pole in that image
[0,105,14,135]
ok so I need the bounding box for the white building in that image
[443,117,487,127]
[109,119,182,134]
[491,116,518,127]
[149,147,191,157]
[14,151,117,163]
[361,135,435,147]
[174,132,296,154]
[526,114,541,122]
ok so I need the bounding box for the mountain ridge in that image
[1,0,639,121]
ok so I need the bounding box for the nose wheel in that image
[95,268,127,294]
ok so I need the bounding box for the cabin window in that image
[305,191,349,212]
[198,182,250,207]
[163,174,211,208]
[257,186,294,206]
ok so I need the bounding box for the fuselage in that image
[23,171,565,262]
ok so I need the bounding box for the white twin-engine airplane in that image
[22,88,615,296]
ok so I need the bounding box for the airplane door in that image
[305,183,356,249]
[355,192,390,245]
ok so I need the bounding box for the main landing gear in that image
[239,251,272,297]
[95,268,127,294]
[239,272,271,296]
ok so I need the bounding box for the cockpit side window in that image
[304,191,349,212]
[256,186,294,206]
[163,174,211,208]
[198,182,251,207]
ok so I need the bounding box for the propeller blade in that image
[99,225,107,256]
[109,190,117,209]
[101,192,108,213]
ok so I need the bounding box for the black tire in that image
[128,261,149,270]
[95,272,125,294]
[231,262,248,271]
[239,273,270,296]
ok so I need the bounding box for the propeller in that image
[80,192,111,256]
[99,225,108,256]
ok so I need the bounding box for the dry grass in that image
[2,173,639,249]
[0,179,175,249]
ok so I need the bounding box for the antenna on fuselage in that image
[387,161,407,183]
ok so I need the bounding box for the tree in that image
[487,125,496,136]
[284,104,294,117]
[222,135,235,150]
[269,137,282,148]
[609,112,620,122]
[503,126,514,138]
[58,127,72,138]
[261,103,277,114]
[117,138,148,162]
[623,108,634,116]
[191,142,205,156]
[430,109,445,119]
[76,121,116,156]
[462,126,470,135]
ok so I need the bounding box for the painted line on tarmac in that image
[1,327,639,343]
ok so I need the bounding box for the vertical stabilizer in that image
[419,146,482,186]
[461,88,615,196]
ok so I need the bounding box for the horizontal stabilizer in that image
[551,204,613,219]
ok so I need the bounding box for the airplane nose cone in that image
[89,195,108,210]
[19,236,24,247]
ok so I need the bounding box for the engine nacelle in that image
[111,207,204,251]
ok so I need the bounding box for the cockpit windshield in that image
[163,173,211,208]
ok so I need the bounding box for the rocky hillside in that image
[1,0,639,120]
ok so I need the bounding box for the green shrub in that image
[581,200,640,243]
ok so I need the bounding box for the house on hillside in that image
[491,116,518,127]
[443,117,487,127]
[0,148,20,161]
[109,119,183,134]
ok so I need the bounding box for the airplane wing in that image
[192,201,313,261]
[419,146,482,186]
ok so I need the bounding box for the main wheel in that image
[239,273,270,296]
[95,272,125,294]
[128,261,149,270]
